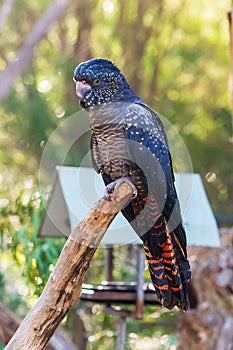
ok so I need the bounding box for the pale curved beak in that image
[75,81,91,99]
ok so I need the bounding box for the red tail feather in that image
[130,193,190,310]
[143,222,190,310]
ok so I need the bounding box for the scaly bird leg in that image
[104,177,138,200]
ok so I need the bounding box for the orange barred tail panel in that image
[143,224,191,311]
[130,193,191,310]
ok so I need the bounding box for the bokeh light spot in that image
[205,172,216,183]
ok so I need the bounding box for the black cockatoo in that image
[73,58,191,310]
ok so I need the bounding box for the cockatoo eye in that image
[93,79,100,86]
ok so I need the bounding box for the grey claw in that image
[132,188,138,198]
[104,191,110,200]
[104,184,113,200]
[105,177,138,200]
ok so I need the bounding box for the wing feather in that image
[125,104,187,255]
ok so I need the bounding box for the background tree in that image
[0,0,232,349]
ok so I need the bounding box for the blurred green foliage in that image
[0,189,65,313]
[0,0,232,214]
[0,0,232,348]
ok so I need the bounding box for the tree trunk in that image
[4,182,133,350]
[177,228,233,350]
[0,0,15,31]
[0,0,71,102]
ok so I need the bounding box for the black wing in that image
[124,104,187,255]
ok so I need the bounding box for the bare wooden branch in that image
[0,302,81,350]
[0,0,71,101]
[5,182,133,350]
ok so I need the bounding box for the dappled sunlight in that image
[128,333,177,350]
[103,0,115,15]
[37,79,52,93]
[0,0,232,348]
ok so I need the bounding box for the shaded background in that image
[0,1,232,349]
